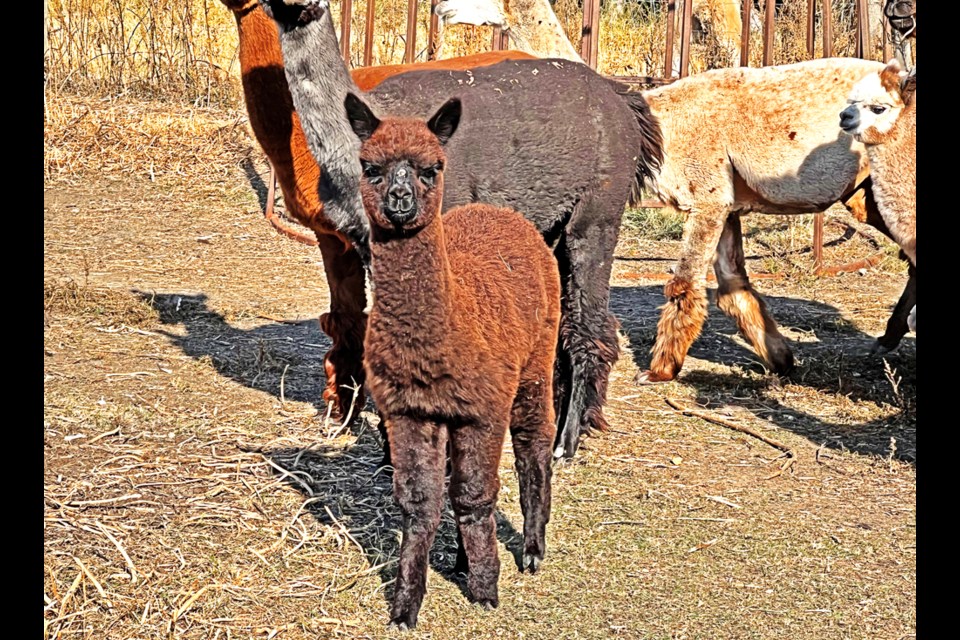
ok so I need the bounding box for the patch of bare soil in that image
[44,107,914,639]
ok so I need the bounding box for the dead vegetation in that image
[44,87,914,637]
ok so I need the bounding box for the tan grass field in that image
[44,2,915,638]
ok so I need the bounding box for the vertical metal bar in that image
[499,28,511,50]
[403,0,418,63]
[340,0,353,64]
[762,0,775,66]
[363,0,376,67]
[428,0,441,60]
[492,26,503,51]
[739,0,752,66]
[822,0,833,57]
[665,1,677,77]
[806,0,816,59]
[679,0,693,78]
[856,0,871,59]
[580,0,601,69]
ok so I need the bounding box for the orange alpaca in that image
[219,0,533,417]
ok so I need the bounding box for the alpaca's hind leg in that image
[553,201,622,459]
[636,206,727,384]
[449,423,507,608]
[510,371,557,573]
[387,416,448,630]
[713,215,794,374]
[316,233,368,420]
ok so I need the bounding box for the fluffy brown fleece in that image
[348,97,561,629]
[219,0,533,417]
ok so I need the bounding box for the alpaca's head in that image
[345,93,462,235]
[884,0,916,37]
[840,60,915,145]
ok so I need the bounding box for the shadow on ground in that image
[612,284,916,462]
[141,291,528,602]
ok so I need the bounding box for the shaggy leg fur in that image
[387,417,448,630]
[316,234,368,419]
[713,215,794,374]
[510,370,556,572]
[637,208,726,384]
[448,421,508,609]
[553,194,625,458]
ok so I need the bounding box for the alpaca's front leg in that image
[315,233,368,420]
[387,416,448,630]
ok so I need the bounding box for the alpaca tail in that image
[616,88,664,205]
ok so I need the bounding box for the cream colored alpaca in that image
[840,60,916,266]
[436,3,916,372]
[435,0,743,68]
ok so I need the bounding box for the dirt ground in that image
[44,106,915,639]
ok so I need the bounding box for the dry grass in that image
[44,0,877,106]
[44,94,914,638]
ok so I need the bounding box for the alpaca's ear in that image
[879,59,904,94]
[345,93,380,142]
[900,68,916,106]
[426,98,462,146]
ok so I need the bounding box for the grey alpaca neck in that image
[275,11,370,259]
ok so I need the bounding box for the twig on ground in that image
[95,521,139,583]
[665,397,795,459]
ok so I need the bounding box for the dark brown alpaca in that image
[346,93,561,629]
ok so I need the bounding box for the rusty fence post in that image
[665,1,676,77]
[739,0,752,66]
[363,0,376,66]
[403,0,418,63]
[762,0,775,66]
[580,0,601,69]
[856,0,871,59]
[340,0,353,64]
[679,0,693,77]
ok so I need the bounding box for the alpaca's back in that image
[444,204,561,356]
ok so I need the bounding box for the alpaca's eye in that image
[419,165,440,187]
[362,161,383,183]
[869,105,888,115]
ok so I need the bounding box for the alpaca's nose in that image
[385,166,416,219]
[839,106,858,132]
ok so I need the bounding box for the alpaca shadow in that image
[241,157,271,214]
[141,291,339,415]
[259,441,528,604]
[140,291,528,599]
[611,284,916,462]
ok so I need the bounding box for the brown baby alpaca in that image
[345,93,561,630]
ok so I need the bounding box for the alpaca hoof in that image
[554,425,581,460]
[634,369,673,385]
[473,597,498,611]
[522,552,543,573]
[387,620,412,632]
[869,340,896,356]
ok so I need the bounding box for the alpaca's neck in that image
[235,8,318,214]
[274,10,370,252]
[368,217,458,349]
[504,0,583,62]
